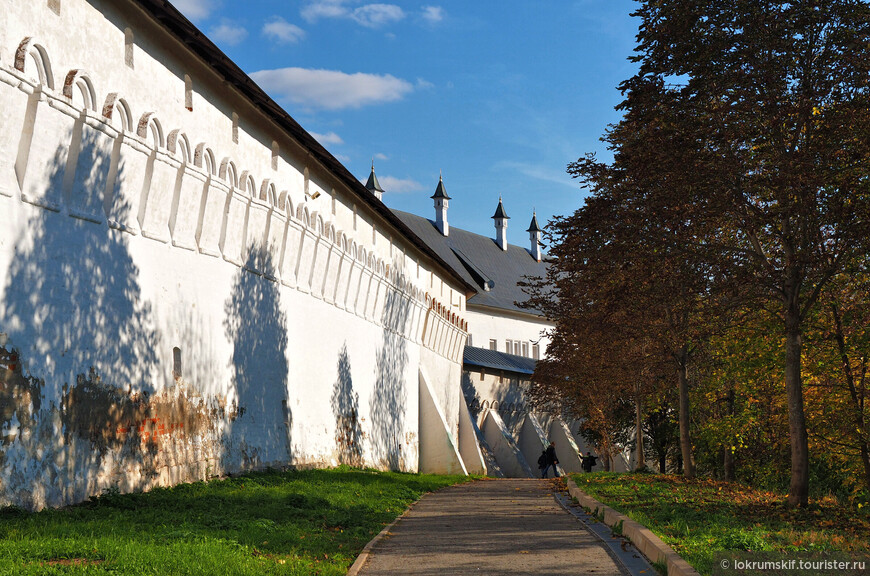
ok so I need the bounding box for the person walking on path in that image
[542,440,559,478]
[582,451,598,473]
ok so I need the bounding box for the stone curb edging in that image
[345,495,426,576]
[566,478,701,576]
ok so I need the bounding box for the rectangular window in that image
[505,340,511,353]
[489,339,497,351]
[532,344,540,360]
[480,369,485,381]
[522,342,529,357]
[467,334,473,347]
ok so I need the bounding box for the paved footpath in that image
[354,478,626,576]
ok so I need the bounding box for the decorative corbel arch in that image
[62,69,97,111]
[219,158,238,188]
[137,112,164,149]
[194,143,217,175]
[166,130,191,163]
[15,38,54,89]
[102,93,133,132]
[260,180,277,205]
[238,171,256,198]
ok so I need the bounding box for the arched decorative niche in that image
[194,143,216,175]
[102,94,133,132]
[219,158,238,188]
[166,130,191,163]
[326,223,336,244]
[62,70,97,111]
[238,171,256,199]
[315,214,324,237]
[297,204,310,227]
[350,240,358,258]
[137,112,164,149]
[15,38,54,89]
[279,191,292,217]
[357,246,367,264]
[260,180,277,205]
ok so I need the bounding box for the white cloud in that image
[378,175,423,194]
[301,1,348,22]
[421,6,444,23]
[209,20,248,45]
[173,0,214,21]
[310,131,344,145]
[263,17,306,44]
[351,4,405,27]
[250,67,415,110]
[374,152,389,161]
[301,1,405,28]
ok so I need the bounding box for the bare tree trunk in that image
[785,295,809,507]
[678,345,695,478]
[635,384,645,471]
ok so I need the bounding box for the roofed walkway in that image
[352,478,628,576]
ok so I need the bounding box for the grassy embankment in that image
[573,472,870,575]
[0,467,472,576]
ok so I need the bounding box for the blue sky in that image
[172,0,639,240]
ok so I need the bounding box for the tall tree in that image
[577,0,870,506]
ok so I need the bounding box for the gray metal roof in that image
[392,209,548,315]
[463,346,537,376]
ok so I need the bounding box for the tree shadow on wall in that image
[368,284,411,471]
[222,246,291,472]
[0,132,162,508]
[331,343,362,466]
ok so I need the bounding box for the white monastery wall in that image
[0,0,470,510]
[465,307,550,357]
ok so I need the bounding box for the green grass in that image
[572,472,870,576]
[0,466,472,575]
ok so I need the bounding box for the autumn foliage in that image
[525,0,870,507]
